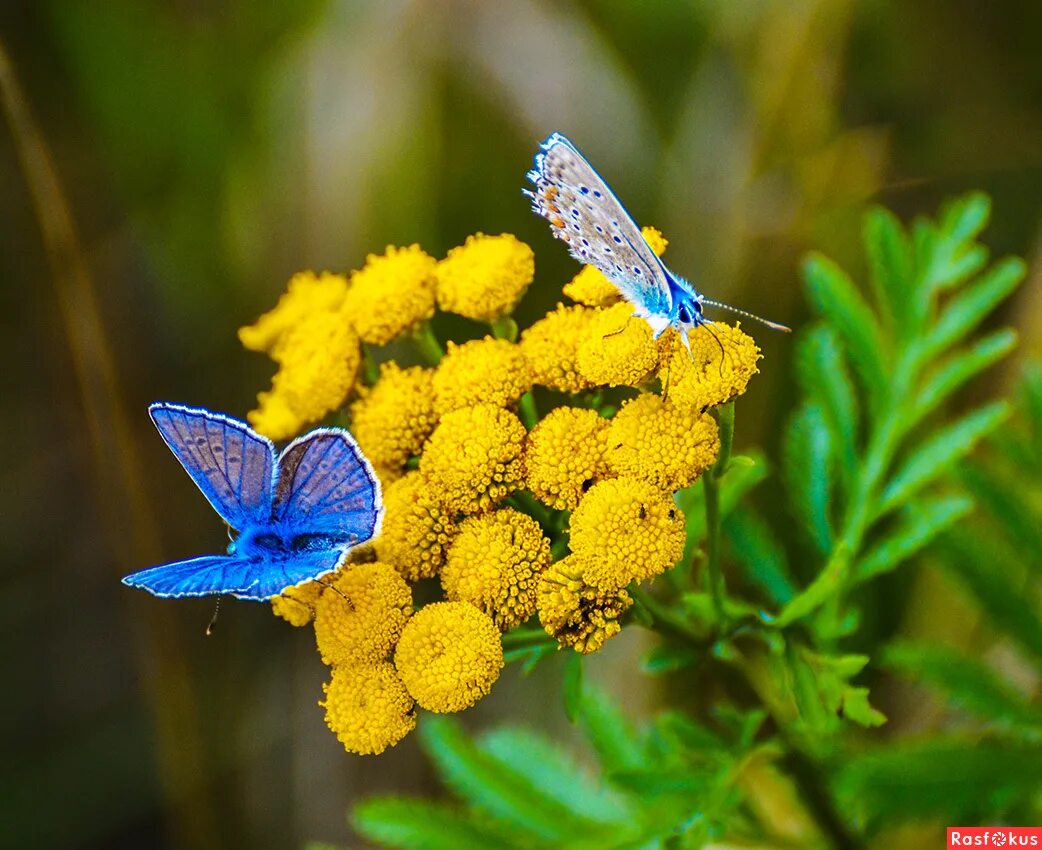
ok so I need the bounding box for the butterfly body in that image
[122,404,381,601]
[525,132,788,340]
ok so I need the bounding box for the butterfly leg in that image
[601,314,634,340]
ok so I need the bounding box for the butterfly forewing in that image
[273,429,382,541]
[527,133,673,317]
[149,403,276,530]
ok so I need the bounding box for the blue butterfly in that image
[122,403,382,601]
[525,132,790,345]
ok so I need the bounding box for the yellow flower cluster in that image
[246,223,766,756]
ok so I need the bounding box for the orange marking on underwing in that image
[551,217,565,228]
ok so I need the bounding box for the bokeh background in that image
[2,1,1041,848]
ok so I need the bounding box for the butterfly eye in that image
[678,304,691,323]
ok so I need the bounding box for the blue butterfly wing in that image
[526,132,674,318]
[122,549,347,600]
[273,428,382,543]
[150,402,276,531]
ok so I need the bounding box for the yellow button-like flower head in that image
[441,508,551,630]
[420,405,526,515]
[525,407,610,510]
[321,662,416,755]
[660,322,761,410]
[239,270,349,358]
[577,302,659,387]
[313,562,413,667]
[375,472,457,582]
[343,245,437,345]
[435,233,535,321]
[519,303,596,394]
[608,394,720,491]
[537,555,633,654]
[570,477,685,589]
[350,362,437,473]
[563,227,668,307]
[271,580,324,627]
[248,310,361,441]
[432,337,532,415]
[394,601,504,712]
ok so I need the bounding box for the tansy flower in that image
[659,322,761,410]
[432,337,532,415]
[239,270,349,358]
[525,407,610,510]
[248,310,361,440]
[563,226,668,307]
[343,245,437,345]
[577,302,659,387]
[569,477,686,589]
[537,555,633,654]
[440,508,551,630]
[519,303,596,394]
[435,233,535,321]
[313,562,413,667]
[394,601,504,712]
[375,472,457,581]
[420,405,526,515]
[321,662,416,755]
[607,394,720,491]
[350,363,438,473]
[271,580,324,627]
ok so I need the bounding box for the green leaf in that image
[578,684,648,774]
[855,493,974,583]
[723,507,796,605]
[641,641,702,675]
[960,462,1042,561]
[841,687,887,727]
[418,715,597,843]
[480,727,633,828]
[763,543,850,628]
[802,252,890,403]
[877,401,1010,516]
[797,650,885,730]
[563,652,583,723]
[884,642,1042,731]
[920,256,1025,359]
[864,206,913,325]
[783,401,834,553]
[938,192,991,262]
[352,798,524,850]
[910,329,1018,428]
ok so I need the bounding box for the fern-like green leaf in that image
[959,462,1042,561]
[352,798,526,850]
[783,401,834,552]
[723,507,795,605]
[864,206,914,327]
[578,684,648,775]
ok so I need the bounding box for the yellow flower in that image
[569,477,686,589]
[313,562,413,667]
[537,555,633,654]
[519,303,596,394]
[577,302,659,387]
[420,405,526,515]
[374,472,457,582]
[432,337,532,415]
[660,322,761,410]
[525,407,610,510]
[271,580,324,627]
[239,270,349,358]
[440,509,551,630]
[350,362,437,473]
[607,394,720,491]
[394,601,504,712]
[343,245,437,345]
[563,226,668,307]
[321,662,416,755]
[247,389,301,442]
[435,233,535,321]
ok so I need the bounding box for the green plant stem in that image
[412,321,444,365]
[501,627,556,648]
[509,489,556,533]
[361,344,380,384]
[629,585,703,643]
[490,315,518,342]
[518,390,539,430]
[705,403,735,623]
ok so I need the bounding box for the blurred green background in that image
[2,1,1040,848]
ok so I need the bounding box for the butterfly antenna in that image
[205,596,222,636]
[315,577,353,607]
[662,345,673,403]
[700,321,727,378]
[701,299,791,333]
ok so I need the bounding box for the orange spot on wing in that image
[551,217,565,228]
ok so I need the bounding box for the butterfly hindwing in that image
[273,428,382,542]
[526,132,673,317]
[150,403,276,530]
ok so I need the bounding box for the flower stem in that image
[705,402,735,623]
[412,321,444,365]
[518,390,539,430]
[490,315,518,342]
[361,344,380,384]
[629,585,703,643]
